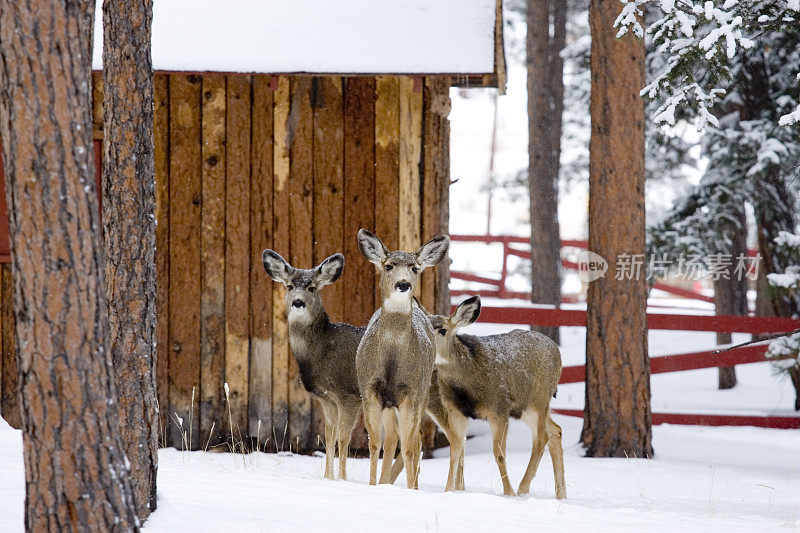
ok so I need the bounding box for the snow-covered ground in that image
[2,406,799,532]
[1,319,798,531]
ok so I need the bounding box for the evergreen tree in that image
[646,26,800,280]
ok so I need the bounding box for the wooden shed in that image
[0,0,505,452]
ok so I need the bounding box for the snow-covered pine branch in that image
[615,0,799,129]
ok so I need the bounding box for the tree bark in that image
[527,0,565,343]
[0,0,139,530]
[102,0,159,521]
[754,168,800,407]
[714,204,746,389]
[550,0,566,171]
[581,0,652,458]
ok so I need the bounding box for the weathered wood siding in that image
[0,72,451,453]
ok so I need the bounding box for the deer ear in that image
[314,253,344,287]
[452,295,481,328]
[416,235,450,268]
[262,249,293,284]
[357,229,389,265]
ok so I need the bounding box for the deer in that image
[261,249,363,481]
[380,316,466,490]
[381,301,466,490]
[355,229,450,489]
[428,295,567,499]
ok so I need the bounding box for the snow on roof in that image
[92,0,497,75]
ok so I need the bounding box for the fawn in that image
[429,295,567,498]
[262,249,363,480]
[355,229,449,489]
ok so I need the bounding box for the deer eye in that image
[411,266,419,274]
[385,264,393,271]
[308,286,315,293]
[287,285,294,291]
[438,328,447,336]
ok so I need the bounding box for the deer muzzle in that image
[395,281,411,293]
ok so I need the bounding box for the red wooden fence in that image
[550,409,800,429]
[475,305,797,334]
[449,234,800,429]
[450,234,723,303]
[475,305,800,429]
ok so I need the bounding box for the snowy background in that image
[2,5,798,532]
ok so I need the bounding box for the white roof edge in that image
[92,0,497,75]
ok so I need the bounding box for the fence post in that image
[499,239,509,299]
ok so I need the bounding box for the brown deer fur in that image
[355,230,450,489]
[262,250,363,480]
[429,296,567,498]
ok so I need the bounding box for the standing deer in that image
[261,249,362,480]
[429,295,567,498]
[381,305,466,491]
[356,229,450,489]
[382,300,466,490]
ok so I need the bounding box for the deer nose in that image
[292,299,306,308]
[395,281,411,293]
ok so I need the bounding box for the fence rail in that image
[559,343,777,384]
[551,409,800,429]
[471,305,797,334]
[450,234,725,304]
[449,234,800,429]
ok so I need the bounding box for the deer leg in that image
[457,443,466,491]
[362,397,383,486]
[430,407,465,491]
[488,417,514,496]
[545,415,567,499]
[397,401,423,489]
[518,408,548,496]
[425,389,468,492]
[319,399,337,480]
[379,409,400,484]
[388,453,405,484]
[447,413,469,492]
[336,400,360,481]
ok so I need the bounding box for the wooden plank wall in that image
[199,74,226,449]
[225,75,252,446]
[288,77,314,451]
[424,78,453,316]
[0,264,18,429]
[0,73,452,454]
[271,76,291,449]
[311,78,345,444]
[154,75,171,446]
[249,75,274,445]
[0,140,17,429]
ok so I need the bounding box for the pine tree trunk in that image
[527,0,564,343]
[754,169,800,407]
[0,0,139,530]
[102,0,159,521]
[714,204,746,390]
[581,0,652,458]
[550,0,566,179]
